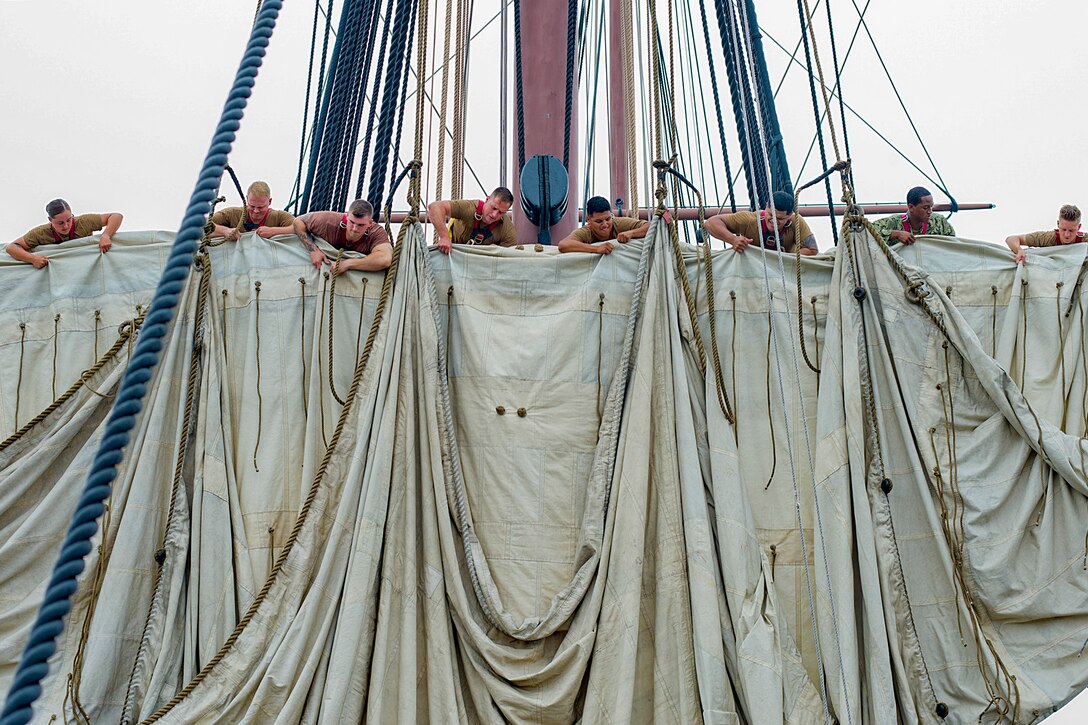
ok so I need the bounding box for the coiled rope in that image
[0,4,284,723]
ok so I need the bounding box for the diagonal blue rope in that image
[0,3,284,723]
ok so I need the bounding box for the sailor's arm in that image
[332,242,393,274]
[98,212,123,252]
[426,200,453,253]
[704,214,751,252]
[293,218,328,268]
[6,238,48,268]
[615,220,650,244]
[1005,234,1028,264]
[558,235,613,254]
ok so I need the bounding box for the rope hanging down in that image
[0,4,285,724]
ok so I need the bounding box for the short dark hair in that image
[46,198,71,219]
[586,196,611,216]
[906,186,931,206]
[490,187,514,205]
[769,190,794,215]
[348,199,374,219]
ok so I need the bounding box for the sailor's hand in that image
[30,254,49,269]
[596,241,615,255]
[616,231,633,244]
[731,235,752,253]
[225,229,241,242]
[890,230,915,245]
[98,234,113,253]
[438,238,453,254]
[256,226,277,239]
[1015,250,1027,265]
[310,248,328,269]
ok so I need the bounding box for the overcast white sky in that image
[2,0,1088,719]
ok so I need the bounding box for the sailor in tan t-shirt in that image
[558,196,650,254]
[208,181,295,241]
[1005,204,1086,264]
[293,198,393,273]
[705,191,818,255]
[427,187,518,253]
[7,198,123,268]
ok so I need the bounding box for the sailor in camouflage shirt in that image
[871,186,955,245]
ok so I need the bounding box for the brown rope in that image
[94,309,102,361]
[763,305,777,490]
[15,322,26,430]
[446,285,454,371]
[220,290,230,371]
[299,278,308,415]
[596,292,605,423]
[140,207,409,725]
[253,281,263,472]
[796,247,820,374]
[52,313,61,400]
[991,285,998,358]
[316,272,330,449]
[1,317,142,451]
[730,290,738,442]
[354,277,369,365]
[327,251,347,406]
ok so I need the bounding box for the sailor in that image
[208,181,296,241]
[704,190,818,255]
[557,196,649,254]
[1004,204,1086,264]
[292,199,392,273]
[427,187,518,254]
[871,186,956,245]
[6,199,123,268]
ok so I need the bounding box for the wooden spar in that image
[512,0,579,243]
[388,202,993,224]
[608,0,628,213]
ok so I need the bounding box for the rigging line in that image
[680,0,718,199]
[822,0,854,180]
[846,0,952,200]
[354,0,400,200]
[732,0,845,720]
[563,0,578,168]
[770,0,821,100]
[514,0,525,171]
[781,0,865,186]
[758,22,950,197]
[291,0,325,213]
[499,0,508,187]
[678,0,711,209]
[382,0,420,210]
[436,0,455,202]
[367,0,419,206]
[405,1,511,102]
[582,1,606,212]
[794,0,838,243]
[694,0,735,211]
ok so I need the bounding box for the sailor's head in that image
[1057,204,1082,245]
[906,186,934,225]
[585,196,615,239]
[482,187,514,225]
[344,199,375,241]
[245,181,273,221]
[45,198,75,235]
[764,190,796,231]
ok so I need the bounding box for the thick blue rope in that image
[0,3,283,723]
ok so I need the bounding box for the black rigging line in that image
[794,0,838,242]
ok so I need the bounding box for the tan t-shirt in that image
[721,210,816,253]
[568,216,645,244]
[22,213,104,250]
[297,211,390,254]
[210,206,295,233]
[449,199,518,246]
[1022,229,1087,247]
